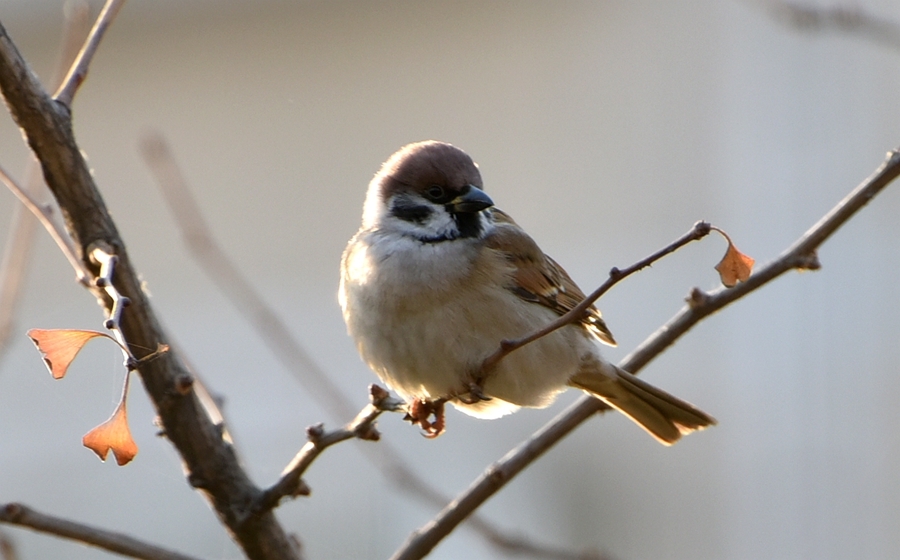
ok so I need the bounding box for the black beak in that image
[449,185,493,213]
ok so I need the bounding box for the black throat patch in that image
[452,210,483,240]
[418,211,484,244]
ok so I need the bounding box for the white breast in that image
[340,228,594,418]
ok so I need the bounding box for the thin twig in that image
[0,0,93,296]
[0,164,89,284]
[90,245,135,364]
[51,1,94,88]
[253,385,405,516]
[755,0,900,51]
[480,221,711,374]
[0,530,16,560]
[138,131,356,420]
[53,0,127,107]
[0,503,199,560]
[0,1,90,356]
[0,176,38,359]
[139,131,588,559]
[391,148,900,560]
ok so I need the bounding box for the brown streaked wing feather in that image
[545,255,617,346]
[484,209,617,346]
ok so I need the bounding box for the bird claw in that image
[403,382,491,438]
[404,398,446,438]
[454,381,492,405]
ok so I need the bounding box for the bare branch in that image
[138,131,357,420]
[456,524,609,560]
[53,0,127,107]
[0,1,92,358]
[0,163,89,284]
[756,0,900,51]
[90,245,135,363]
[0,530,17,560]
[0,180,38,359]
[0,0,95,291]
[480,220,711,374]
[0,503,199,560]
[0,16,299,560]
[253,385,404,515]
[392,148,900,560]
[52,1,94,87]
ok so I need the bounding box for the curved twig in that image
[0,164,89,284]
[0,174,40,358]
[480,220,711,373]
[253,385,404,516]
[0,0,91,358]
[0,503,199,560]
[391,148,900,560]
[53,0,127,107]
[138,132,357,420]
[756,0,900,51]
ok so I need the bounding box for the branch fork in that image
[251,385,405,518]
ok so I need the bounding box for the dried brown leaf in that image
[82,397,138,466]
[27,328,111,379]
[715,241,755,287]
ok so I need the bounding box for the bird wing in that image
[484,208,617,346]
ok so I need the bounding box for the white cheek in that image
[363,185,461,238]
[385,204,458,242]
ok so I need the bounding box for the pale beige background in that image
[1,1,900,559]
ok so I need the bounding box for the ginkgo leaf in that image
[715,241,755,287]
[83,397,138,466]
[27,329,113,379]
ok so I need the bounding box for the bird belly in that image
[340,232,593,419]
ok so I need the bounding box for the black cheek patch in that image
[391,201,432,224]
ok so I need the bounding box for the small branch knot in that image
[368,384,407,412]
[291,480,311,498]
[306,423,325,444]
[186,472,209,489]
[686,287,709,308]
[369,384,389,406]
[796,250,821,271]
[693,220,712,237]
[487,467,505,485]
[354,423,381,442]
[173,374,194,395]
[2,503,22,519]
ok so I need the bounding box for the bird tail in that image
[568,363,715,446]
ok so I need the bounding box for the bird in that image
[339,140,715,444]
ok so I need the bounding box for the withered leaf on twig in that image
[83,395,138,466]
[27,328,113,379]
[715,239,755,287]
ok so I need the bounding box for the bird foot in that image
[404,398,446,438]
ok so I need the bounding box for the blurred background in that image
[1,1,899,558]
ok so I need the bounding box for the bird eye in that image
[425,185,445,201]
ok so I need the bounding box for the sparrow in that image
[339,141,715,444]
